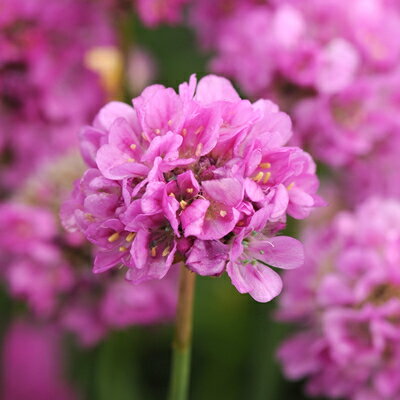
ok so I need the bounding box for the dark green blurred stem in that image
[168,265,196,400]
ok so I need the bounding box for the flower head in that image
[63,74,322,302]
[278,198,400,399]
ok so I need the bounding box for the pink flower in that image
[294,72,400,166]
[63,74,321,302]
[0,204,74,316]
[0,152,178,344]
[277,198,400,399]
[192,0,400,97]
[0,0,115,190]
[135,0,188,27]
[2,320,78,400]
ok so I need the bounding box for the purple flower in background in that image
[189,0,400,170]
[136,0,189,26]
[277,198,400,399]
[0,152,178,346]
[0,0,115,190]
[62,74,322,302]
[2,320,78,400]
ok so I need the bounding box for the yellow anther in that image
[253,171,264,182]
[84,213,95,222]
[259,162,271,169]
[169,192,176,198]
[126,232,136,242]
[151,246,157,257]
[119,246,127,252]
[263,171,271,184]
[108,232,120,242]
[141,132,148,140]
[195,126,204,135]
[287,182,295,191]
[181,128,187,136]
[195,143,203,157]
[186,188,194,194]
[180,200,188,209]
[168,119,173,126]
[220,210,227,217]
[155,128,161,135]
[130,144,137,150]
[162,246,170,257]
[127,157,135,162]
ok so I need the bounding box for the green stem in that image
[168,265,196,400]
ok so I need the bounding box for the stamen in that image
[108,232,120,242]
[259,250,265,255]
[195,126,204,135]
[181,128,187,136]
[220,210,227,217]
[180,200,188,209]
[186,188,194,194]
[141,132,148,141]
[155,128,161,135]
[151,246,157,257]
[263,172,271,184]
[167,119,173,126]
[287,182,295,191]
[84,213,94,222]
[126,232,136,242]
[130,144,137,150]
[127,158,135,162]
[253,171,264,182]
[169,192,176,198]
[162,246,170,257]
[119,246,127,252]
[259,162,271,169]
[195,143,203,157]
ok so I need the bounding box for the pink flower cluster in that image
[278,198,400,400]
[63,74,322,302]
[0,151,177,346]
[0,0,114,190]
[0,201,177,346]
[190,0,400,168]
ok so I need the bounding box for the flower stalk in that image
[168,264,196,400]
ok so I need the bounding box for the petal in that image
[227,261,283,302]
[196,75,241,104]
[96,144,149,180]
[141,131,183,164]
[94,101,136,130]
[181,199,210,237]
[202,178,244,207]
[94,249,123,273]
[248,235,304,270]
[186,239,228,276]
[130,229,150,269]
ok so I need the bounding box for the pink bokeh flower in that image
[2,320,78,400]
[278,198,400,399]
[190,0,400,169]
[63,74,322,302]
[135,0,188,27]
[0,0,115,190]
[0,152,178,346]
